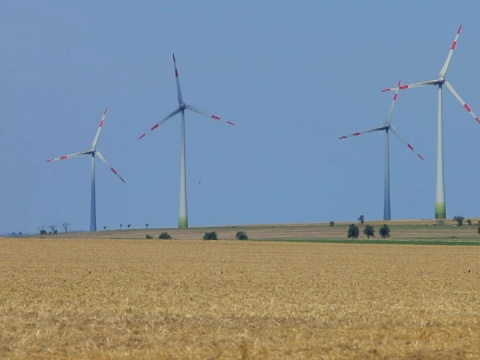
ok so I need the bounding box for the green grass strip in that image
[252,238,480,246]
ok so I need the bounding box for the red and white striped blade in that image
[95,151,126,183]
[384,80,401,125]
[92,108,108,149]
[47,150,90,162]
[338,126,385,140]
[138,108,182,140]
[439,25,462,78]
[444,81,480,124]
[185,104,236,126]
[172,53,184,105]
[389,126,424,160]
[382,79,437,92]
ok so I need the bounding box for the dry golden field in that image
[1,233,480,359]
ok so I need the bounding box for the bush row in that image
[144,231,249,240]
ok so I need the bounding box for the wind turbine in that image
[47,108,126,232]
[382,25,479,220]
[339,81,424,220]
[138,54,235,229]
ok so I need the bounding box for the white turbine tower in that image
[47,108,126,232]
[383,25,479,220]
[138,54,235,229]
[339,81,424,220]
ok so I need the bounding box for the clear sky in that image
[1,1,479,234]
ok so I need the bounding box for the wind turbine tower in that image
[138,54,235,228]
[48,108,126,231]
[339,81,424,220]
[383,26,479,220]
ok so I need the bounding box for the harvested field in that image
[1,238,480,359]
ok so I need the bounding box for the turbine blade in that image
[382,79,439,92]
[47,150,90,162]
[92,108,108,149]
[390,126,424,160]
[185,104,236,126]
[439,25,462,78]
[173,53,184,105]
[338,126,385,140]
[444,81,480,124]
[95,151,126,183]
[384,80,401,125]
[138,108,181,140]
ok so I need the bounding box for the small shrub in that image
[203,231,218,240]
[453,216,464,226]
[329,221,335,227]
[145,235,153,239]
[159,232,172,239]
[347,224,359,239]
[363,225,375,239]
[379,224,390,239]
[235,231,248,240]
[467,219,472,226]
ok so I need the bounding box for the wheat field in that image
[1,237,479,359]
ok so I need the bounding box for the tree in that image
[453,216,464,226]
[347,224,359,239]
[145,235,153,239]
[159,232,172,239]
[478,222,480,235]
[103,226,107,230]
[146,224,149,229]
[120,224,123,230]
[379,224,390,239]
[62,222,70,233]
[203,231,218,240]
[329,221,335,227]
[49,225,57,234]
[358,215,365,226]
[467,219,472,226]
[235,231,248,240]
[38,226,47,235]
[127,224,131,229]
[363,225,375,239]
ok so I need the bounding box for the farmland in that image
[43,218,480,243]
[1,223,480,359]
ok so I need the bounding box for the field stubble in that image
[1,238,479,359]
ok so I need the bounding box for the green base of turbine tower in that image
[435,202,446,220]
[178,217,188,229]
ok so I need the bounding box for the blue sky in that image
[1,1,479,233]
